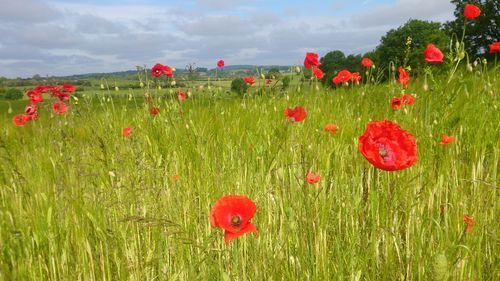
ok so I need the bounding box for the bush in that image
[1,88,23,100]
[281,76,291,90]
[230,78,249,95]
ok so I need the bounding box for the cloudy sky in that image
[0,0,455,78]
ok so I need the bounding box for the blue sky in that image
[0,0,455,78]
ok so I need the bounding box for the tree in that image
[266,68,281,79]
[444,0,499,59]
[318,50,362,85]
[375,19,448,70]
[1,88,23,100]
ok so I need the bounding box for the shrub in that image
[1,88,23,100]
[230,78,249,95]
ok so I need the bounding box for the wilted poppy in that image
[177,90,187,102]
[12,114,30,126]
[52,101,67,115]
[463,214,475,234]
[150,107,160,117]
[397,67,410,86]
[464,4,481,20]
[324,123,337,134]
[217,59,225,68]
[284,106,307,122]
[361,58,374,68]
[306,172,321,184]
[243,76,255,85]
[313,68,324,79]
[358,120,417,171]
[210,195,257,243]
[424,44,444,63]
[439,134,455,145]
[489,42,500,53]
[122,127,133,137]
[304,52,321,68]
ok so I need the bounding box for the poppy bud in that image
[467,64,473,72]
[171,68,176,72]
[100,84,105,89]
[295,66,301,73]
[140,82,144,88]
[423,83,429,91]
[482,59,487,65]
[171,81,176,86]
[115,86,119,91]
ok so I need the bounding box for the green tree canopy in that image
[375,19,448,69]
[444,0,499,59]
[318,50,362,85]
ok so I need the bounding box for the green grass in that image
[0,70,498,280]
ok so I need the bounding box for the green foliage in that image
[444,0,500,59]
[1,88,23,100]
[375,19,448,69]
[281,75,291,90]
[230,77,249,94]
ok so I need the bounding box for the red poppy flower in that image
[439,134,455,145]
[63,84,76,93]
[34,85,50,93]
[151,63,165,77]
[324,123,337,134]
[24,104,38,119]
[489,42,500,53]
[27,90,43,104]
[351,72,361,83]
[284,106,307,122]
[210,195,257,243]
[12,114,30,126]
[122,127,133,137]
[424,44,444,63]
[358,120,417,171]
[177,90,187,102]
[391,97,402,110]
[150,106,160,117]
[401,94,414,105]
[243,76,255,85]
[217,59,225,68]
[361,58,374,68]
[332,76,343,85]
[397,67,410,86]
[265,79,272,85]
[304,52,321,68]
[313,68,324,79]
[464,4,481,20]
[52,101,67,115]
[306,172,321,184]
[337,70,352,82]
[463,214,475,234]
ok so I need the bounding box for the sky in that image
[0,0,456,78]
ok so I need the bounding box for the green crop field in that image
[0,66,498,280]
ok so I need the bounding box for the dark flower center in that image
[231,215,242,227]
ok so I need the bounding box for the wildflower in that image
[489,42,500,53]
[306,172,321,184]
[361,58,374,68]
[464,4,481,20]
[358,120,417,171]
[424,44,444,63]
[397,67,410,86]
[12,114,30,126]
[303,52,321,68]
[217,59,225,68]
[284,106,307,122]
[243,76,255,85]
[210,195,257,243]
[439,134,455,145]
[324,123,338,134]
[150,106,160,117]
[177,90,187,102]
[463,214,475,234]
[122,127,133,137]
[313,68,324,79]
[52,101,68,115]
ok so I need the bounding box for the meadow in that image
[0,65,498,281]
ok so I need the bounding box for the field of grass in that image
[0,68,498,280]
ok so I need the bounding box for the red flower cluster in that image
[332,70,361,85]
[396,67,410,86]
[464,4,481,20]
[151,63,173,78]
[210,195,257,243]
[12,84,75,126]
[489,42,500,54]
[244,76,255,85]
[391,94,414,110]
[361,57,374,68]
[284,106,307,122]
[424,44,444,63]
[358,120,417,171]
[304,52,321,68]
